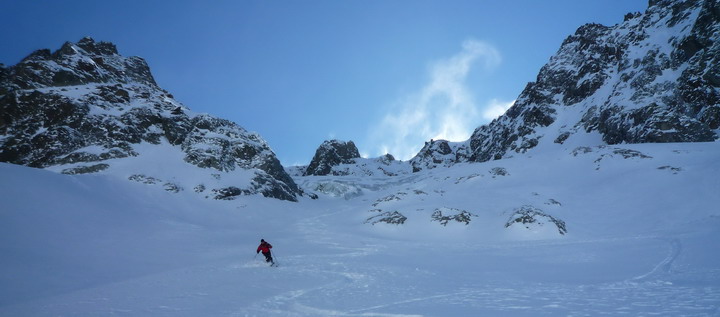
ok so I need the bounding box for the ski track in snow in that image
[5,203,719,316]
[630,238,682,282]
[228,210,720,317]
[230,237,720,317]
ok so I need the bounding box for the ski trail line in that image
[631,238,681,281]
[345,291,467,315]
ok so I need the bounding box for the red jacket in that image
[257,242,272,253]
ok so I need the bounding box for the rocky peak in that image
[304,140,361,176]
[4,37,156,90]
[75,37,119,56]
[51,37,119,60]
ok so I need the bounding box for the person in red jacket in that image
[256,239,274,264]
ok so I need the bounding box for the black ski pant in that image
[262,251,273,263]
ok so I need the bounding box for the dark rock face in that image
[0,37,301,201]
[304,140,361,176]
[414,0,718,170]
[212,186,249,200]
[431,208,477,226]
[489,167,509,177]
[365,211,407,225]
[61,163,109,175]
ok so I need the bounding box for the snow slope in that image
[1,141,719,316]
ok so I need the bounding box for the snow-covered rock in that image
[0,37,301,201]
[365,210,407,225]
[505,205,567,235]
[408,139,469,172]
[431,207,477,226]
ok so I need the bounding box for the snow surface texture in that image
[1,142,719,316]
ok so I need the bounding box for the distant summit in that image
[0,37,303,201]
[304,140,361,176]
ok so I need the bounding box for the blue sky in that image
[1,0,648,165]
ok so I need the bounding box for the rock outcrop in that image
[409,139,469,172]
[431,207,477,226]
[505,205,567,235]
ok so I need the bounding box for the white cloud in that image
[368,39,501,160]
[482,99,515,121]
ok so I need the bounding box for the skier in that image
[256,239,274,265]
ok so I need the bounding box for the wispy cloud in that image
[482,99,515,121]
[369,39,501,160]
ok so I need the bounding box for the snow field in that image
[0,142,719,316]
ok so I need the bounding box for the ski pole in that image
[271,250,279,265]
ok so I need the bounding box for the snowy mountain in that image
[415,0,719,168]
[0,37,302,201]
